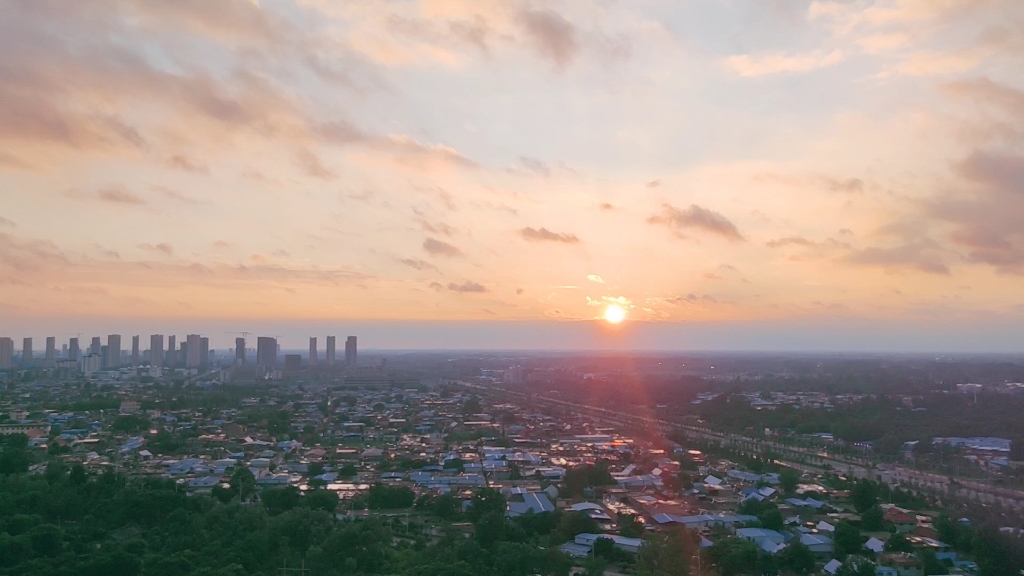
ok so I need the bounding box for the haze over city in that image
[3,0,1024,350]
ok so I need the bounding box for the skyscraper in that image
[326,336,336,365]
[309,337,317,365]
[131,335,140,366]
[90,336,101,356]
[45,336,56,367]
[69,337,80,362]
[22,338,32,367]
[186,334,201,368]
[167,335,176,367]
[345,336,357,366]
[199,337,209,368]
[256,337,277,369]
[235,337,246,365]
[106,334,121,369]
[150,334,164,367]
[0,337,13,369]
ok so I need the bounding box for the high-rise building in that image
[309,337,317,365]
[186,334,201,368]
[90,336,101,356]
[22,338,32,367]
[167,335,176,367]
[199,337,209,368]
[150,334,164,367]
[256,337,277,369]
[179,341,187,366]
[345,336,357,366]
[284,354,301,372]
[105,334,121,369]
[45,336,56,367]
[69,338,80,362]
[326,336,336,365]
[235,337,246,365]
[0,337,13,369]
[61,343,67,359]
[131,335,140,366]
[82,353,102,374]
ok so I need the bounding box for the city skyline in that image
[2,1,1024,350]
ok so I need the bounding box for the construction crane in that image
[225,331,251,339]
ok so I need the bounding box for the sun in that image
[604,304,626,324]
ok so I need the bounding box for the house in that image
[875,567,897,576]
[737,528,786,554]
[883,508,917,533]
[507,493,555,517]
[574,533,643,554]
[879,553,921,576]
[799,534,834,555]
[864,537,885,554]
[824,559,843,575]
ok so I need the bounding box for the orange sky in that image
[2,0,1024,349]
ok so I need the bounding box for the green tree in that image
[778,541,816,574]
[554,511,599,543]
[708,537,760,576]
[837,558,877,576]
[780,468,801,494]
[759,508,784,531]
[884,534,913,553]
[850,479,879,513]
[262,485,302,515]
[305,488,339,512]
[835,521,863,556]
[636,531,691,576]
[861,505,884,531]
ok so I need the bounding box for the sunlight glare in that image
[604,304,626,324]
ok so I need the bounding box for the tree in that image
[708,537,760,576]
[778,541,816,574]
[837,558,877,576]
[367,483,416,509]
[467,488,507,521]
[780,468,800,494]
[861,505,884,531]
[229,466,255,502]
[554,512,599,543]
[835,521,863,557]
[593,536,616,559]
[919,550,945,576]
[338,463,358,478]
[759,508,784,531]
[0,434,30,475]
[884,534,913,553]
[305,488,339,512]
[635,532,691,576]
[850,479,879,513]
[262,485,302,515]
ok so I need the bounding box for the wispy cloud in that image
[520,227,580,244]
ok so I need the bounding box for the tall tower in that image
[345,336,357,366]
[106,334,121,369]
[22,337,32,367]
[69,338,80,362]
[309,337,318,365]
[199,337,209,368]
[256,337,278,369]
[150,334,164,367]
[235,337,246,365]
[45,336,56,367]
[90,336,101,356]
[0,337,13,369]
[326,336,336,365]
[186,334,201,368]
[167,335,176,367]
[131,335,140,366]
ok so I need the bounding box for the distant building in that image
[89,336,101,356]
[186,334,201,368]
[284,354,301,372]
[131,335,140,366]
[309,337,317,365]
[22,337,32,367]
[45,336,56,367]
[167,335,176,367]
[0,337,13,369]
[82,353,102,374]
[199,337,209,368]
[345,336,357,366]
[150,334,164,367]
[256,337,277,369]
[326,336,336,365]
[235,337,246,365]
[69,337,79,362]
[106,334,121,369]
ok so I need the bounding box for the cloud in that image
[599,203,615,210]
[587,275,604,284]
[517,9,578,68]
[447,280,487,293]
[154,185,203,204]
[419,220,457,236]
[399,258,439,272]
[843,242,951,275]
[518,156,551,176]
[824,177,865,193]
[138,242,174,256]
[423,238,464,258]
[296,148,337,180]
[386,135,477,171]
[664,293,718,305]
[648,204,744,241]
[766,236,817,248]
[168,154,209,173]
[0,217,16,228]
[724,49,843,77]
[78,186,147,206]
[520,227,580,244]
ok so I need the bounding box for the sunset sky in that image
[3,0,1024,350]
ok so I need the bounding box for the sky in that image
[2,0,1024,351]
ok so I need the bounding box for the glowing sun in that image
[604,304,626,324]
